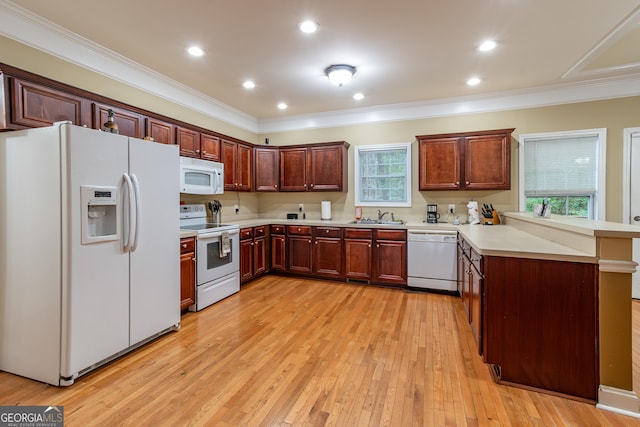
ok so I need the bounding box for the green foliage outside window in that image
[525,196,590,217]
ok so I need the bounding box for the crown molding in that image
[2,0,640,135]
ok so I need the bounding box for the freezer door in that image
[128,138,180,345]
[62,124,130,378]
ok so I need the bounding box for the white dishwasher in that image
[407,229,458,291]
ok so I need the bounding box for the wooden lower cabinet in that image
[372,230,406,286]
[343,228,373,281]
[483,256,598,401]
[240,226,268,283]
[313,227,342,278]
[270,226,286,272]
[288,226,313,274]
[179,237,196,311]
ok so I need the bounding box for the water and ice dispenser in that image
[81,185,118,244]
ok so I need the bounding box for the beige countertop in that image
[182,212,640,263]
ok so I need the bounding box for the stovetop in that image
[179,204,239,235]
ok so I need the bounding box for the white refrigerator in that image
[0,123,180,386]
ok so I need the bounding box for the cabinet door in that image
[279,148,308,191]
[240,238,254,283]
[177,126,201,158]
[200,134,221,162]
[418,137,461,190]
[222,139,237,190]
[288,235,313,274]
[344,239,372,281]
[464,133,511,190]
[373,240,406,286]
[255,147,279,192]
[10,77,89,128]
[462,254,472,320]
[236,143,253,191]
[93,103,144,138]
[270,235,286,271]
[313,237,342,278]
[179,251,195,311]
[145,118,175,145]
[253,236,267,277]
[309,145,345,191]
[470,266,483,353]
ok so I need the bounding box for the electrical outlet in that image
[234,204,239,214]
[448,204,455,214]
[298,203,304,212]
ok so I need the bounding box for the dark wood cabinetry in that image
[177,126,200,157]
[279,142,348,192]
[254,147,279,192]
[93,103,144,138]
[483,256,598,401]
[240,226,268,283]
[417,128,514,190]
[287,226,313,274]
[7,76,91,129]
[270,225,287,272]
[222,139,252,191]
[200,134,221,162]
[179,237,196,311]
[344,228,373,281]
[458,238,483,353]
[145,117,175,144]
[313,227,343,278]
[372,229,407,286]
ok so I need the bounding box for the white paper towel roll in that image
[321,201,332,220]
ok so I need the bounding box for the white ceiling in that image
[2,0,640,133]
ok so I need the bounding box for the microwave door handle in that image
[130,173,141,252]
[123,173,135,252]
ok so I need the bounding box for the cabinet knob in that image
[275,184,278,188]
[182,243,187,248]
[466,181,470,185]
[298,227,301,231]
[310,183,314,188]
[325,229,329,233]
[377,244,380,247]
[368,244,371,248]
[304,184,307,188]
[315,241,318,245]
[251,242,254,246]
[309,239,312,243]
[203,151,207,155]
[192,258,196,262]
[455,181,460,185]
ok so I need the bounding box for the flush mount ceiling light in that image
[325,64,356,87]
[299,20,318,34]
[187,46,204,57]
[478,40,497,52]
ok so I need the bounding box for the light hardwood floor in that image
[2,276,640,426]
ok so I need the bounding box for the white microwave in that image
[179,157,224,195]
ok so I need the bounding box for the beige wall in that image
[3,35,639,223]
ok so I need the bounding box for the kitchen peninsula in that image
[231,212,640,413]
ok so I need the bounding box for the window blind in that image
[524,135,598,195]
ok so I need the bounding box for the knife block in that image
[483,210,501,225]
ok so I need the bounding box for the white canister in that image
[321,201,332,220]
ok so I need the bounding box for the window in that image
[518,128,606,219]
[354,143,411,207]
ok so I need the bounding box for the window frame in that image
[518,128,606,220]
[354,142,412,208]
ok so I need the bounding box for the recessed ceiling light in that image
[353,93,365,100]
[467,77,482,86]
[243,80,256,89]
[478,40,497,52]
[299,20,318,34]
[187,46,204,57]
[277,102,288,110]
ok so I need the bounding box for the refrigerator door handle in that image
[130,173,141,252]
[123,173,135,252]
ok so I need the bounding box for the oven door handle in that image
[130,173,141,252]
[197,229,239,240]
[122,173,135,252]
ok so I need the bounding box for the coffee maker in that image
[426,204,440,223]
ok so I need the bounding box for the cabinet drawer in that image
[344,228,373,239]
[288,225,312,235]
[180,237,195,254]
[254,225,266,237]
[470,247,483,274]
[240,228,253,240]
[374,229,406,241]
[314,227,342,238]
[271,225,285,235]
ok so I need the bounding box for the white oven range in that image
[180,204,240,311]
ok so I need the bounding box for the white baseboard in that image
[597,385,640,418]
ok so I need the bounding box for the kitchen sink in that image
[349,219,405,225]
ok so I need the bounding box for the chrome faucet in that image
[377,209,389,221]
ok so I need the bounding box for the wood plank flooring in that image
[2,276,640,426]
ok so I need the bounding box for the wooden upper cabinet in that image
[417,128,514,191]
[200,134,221,162]
[93,103,144,138]
[177,126,201,157]
[279,147,308,191]
[418,137,461,190]
[145,117,175,145]
[254,147,279,192]
[222,139,252,191]
[8,77,91,128]
[279,141,349,192]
